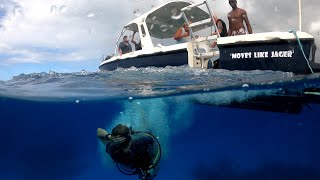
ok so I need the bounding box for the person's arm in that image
[128,43,132,53]
[97,128,110,145]
[118,43,123,56]
[131,32,137,45]
[118,48,123,56]
[212,21,222,36]
[174,27,188,40]
[97,128,126,146]
[227,14,232,36]
[217,21,223,35]
[174,27,183,40]
[242,10,252,34]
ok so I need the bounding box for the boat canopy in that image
[124,1,211,39]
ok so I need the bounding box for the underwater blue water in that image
[1,66,320,180]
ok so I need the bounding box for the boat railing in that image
[181,0,220,68]
[181,1,206,11]
[114,28,126,56]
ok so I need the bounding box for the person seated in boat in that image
[173,21,192,43]
[227,0,252,36]
[211,14,228,48]
[118,35,132,55]
[212,14,228,37]
[131,31,142,51]
[97,124,160,180]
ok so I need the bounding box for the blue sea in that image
[1,66,320,180]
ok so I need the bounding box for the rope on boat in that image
[289,30,314,74]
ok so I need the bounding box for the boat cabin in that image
[106,0,217,59]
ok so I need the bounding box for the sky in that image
[0,0,319,80]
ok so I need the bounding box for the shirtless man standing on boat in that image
[227,0,252,36]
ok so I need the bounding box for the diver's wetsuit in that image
[106,135,154,172]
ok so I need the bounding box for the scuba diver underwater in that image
[97,124,161,180]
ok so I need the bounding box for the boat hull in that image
[218,39,316,74]
[99,49,188,71]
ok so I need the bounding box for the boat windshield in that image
[144,1,215,46]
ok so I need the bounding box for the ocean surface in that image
[1,66,320,180]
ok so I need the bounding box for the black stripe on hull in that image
[99,50,188,71]
[218,40,315,74]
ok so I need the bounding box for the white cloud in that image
[0,0,163,65]
[0,0,319,66]
[310,21,320,32]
